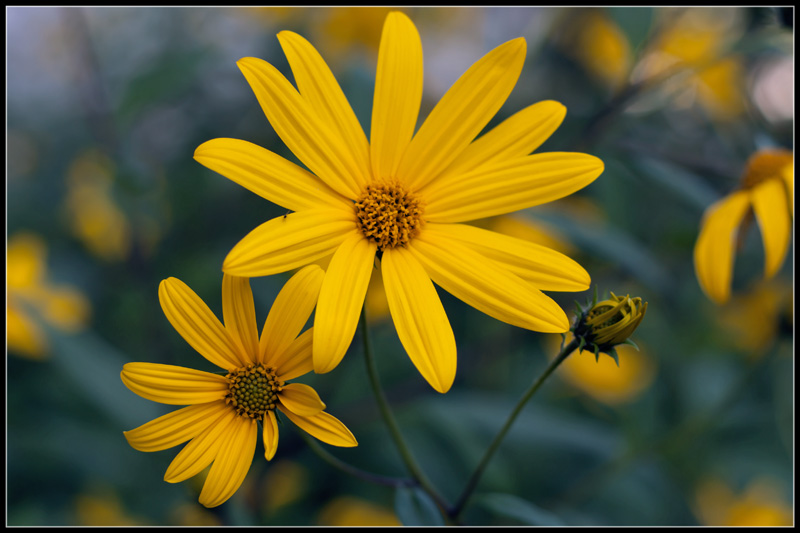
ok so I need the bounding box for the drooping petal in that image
[222,274,259,365]
[780,161,793,217]
[199,415,258,508]
[750,179,791,279]
[158,278,243,371]
[313,233,377,374]
[121,363,229,405]
[409,230,570,333]
[262,410,279,461]
[278,31,371,191]
[278,383,326,417]
[693,191,751,304]
[398,38,527,191]
[278,406,358,448]
[124,401,227,453]
[424,223,590,292]
[422,152,604,223]
[260,264,324,364]
[437,100,567,182]
[164,407,237,484]
[238,56,364,199]
[272,328,314,381]
[194,138,350,212]
[223,209,357,278]
[382,247,456,393]
[371,11,423,181]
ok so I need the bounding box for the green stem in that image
[450,337,580,520]
[299,430,415,489]
[359,308,451,515]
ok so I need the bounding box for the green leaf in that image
[477,492,565,526]
[394,486,445,526]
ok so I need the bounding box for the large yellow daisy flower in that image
[694,149,793,304]
[195,11,604,393]
[121,266,356,508]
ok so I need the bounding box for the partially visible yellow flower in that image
[694,477,793,526]
[64,148,132,262]
[565,10,633,90]
[318,496,401,526]
[74,491,146,526]
[7,232,91,359]
[694,149,793,304]
[553,335,656,405]
[196,11,603,393]
[121,266,357,508]
[262,460,310,512]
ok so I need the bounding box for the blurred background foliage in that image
[6,6,794,526]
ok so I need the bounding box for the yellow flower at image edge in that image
[195,11,604,393]
[694,149,793,304]
[121,266,356,508]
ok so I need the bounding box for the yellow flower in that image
[694,149,793,304]
[121,266,357,508]
[694,477,793,526]
[318,496,401,526]
[566,10,633,90]
[7,232,91,359]
[195,11,603,393]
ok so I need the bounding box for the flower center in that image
[740,149,792,189]
[355,181,424,251]
[225,363,284,419]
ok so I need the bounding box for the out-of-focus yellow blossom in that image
[564,10,633,90]
[74,492,146,526]
[695,477,793,526]
[7,232,91,359]
[694,149,793,304]
[261,460,310,513]
[318,496,401,526]
[634,9,746,119]
[552,334,656,405]
[64,148,132,262]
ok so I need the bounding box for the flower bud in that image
[571,289,648,365]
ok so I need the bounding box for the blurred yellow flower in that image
[7,232,91,359]
[196,11,602,393]
[694,477,793,526]
[694,149,793,304]
[64,148,132,262]
[262,460,310,512]
[74,491,145,526]
[121,266,356,508]
[565,10,633,90]
[318,496,401,526]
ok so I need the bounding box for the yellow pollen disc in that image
[225,363,284,419]
[740,149,793,189]
[355,181,424,251]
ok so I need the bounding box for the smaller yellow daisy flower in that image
[694,149,793,304]
[121,265,357,508]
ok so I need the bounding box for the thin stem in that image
[299,430,415,489]
[450,337,580,520]
[359,308,451,514]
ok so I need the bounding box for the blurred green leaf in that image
[394,486,445,526]
[477,492,565,526]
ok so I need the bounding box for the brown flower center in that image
[225,363,283,419]
[355,181,424,251]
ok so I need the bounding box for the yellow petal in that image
[277,31,371,191]
[6,302,47,359]
[750,179,791,279]
[272,328,314,382]
[780,161,793,217]
[199,415,257,508]
[424,223,590,292]
[223,209,357,278]
[124,402,227,453]
[694,191,751,304]
[409,231,570,333]
[278,406,358,448]
[194,138,350,212]
[398,38,527,191]
[263,410,279,461]
[438,100,567,182]
[260,264,324,364]
[121,363,229,405]
[313,233,377,374]
[371,11,423,181]
[423,152,604,223]
[238,56,363,199]
[7,232,46,289]
[278,383,326,417]
[164,407,237,483]
[382,247,456,393]
[222,274,259,365]
[158,277,243,371]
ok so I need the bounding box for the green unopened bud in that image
[572,289,648,365]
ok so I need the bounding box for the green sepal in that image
[577,336,586,354]
[593,345,600,362]
[622,338,640,351]
[607,347,620,367]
